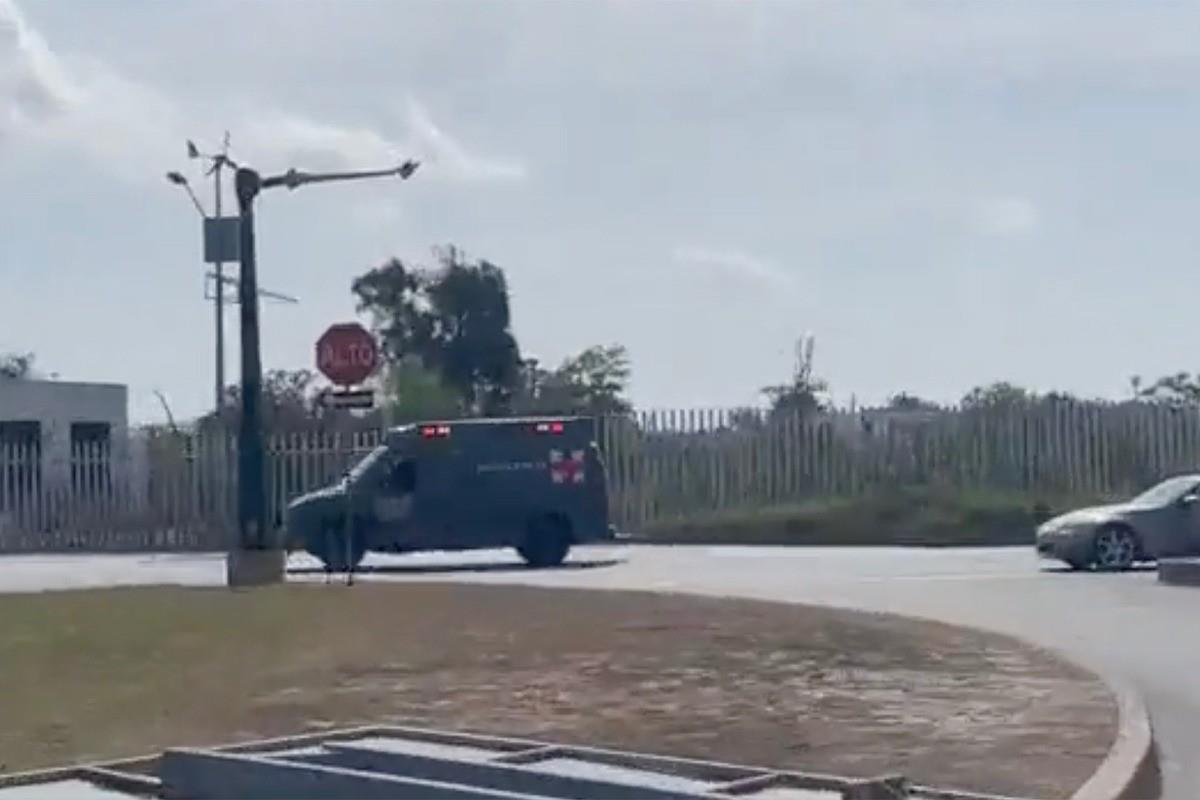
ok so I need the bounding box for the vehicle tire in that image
[307,518,366,572]
[1093,524,1138,572]
[518,515,571,568]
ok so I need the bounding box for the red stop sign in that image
[316,323,379,386]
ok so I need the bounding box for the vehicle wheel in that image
[1093,524,1138,572]
[307,519,366,572]
[518,515,571,568]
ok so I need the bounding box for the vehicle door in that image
[371,456,418,544]
[581,442,611,536]
[1183,481,1200,555]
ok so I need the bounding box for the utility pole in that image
[212,147,226,411]
[188,134,235,411]
[228,158,419,587]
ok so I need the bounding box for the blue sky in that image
[3,0,1200,423]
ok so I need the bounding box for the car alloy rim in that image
[1096,529,1134,568]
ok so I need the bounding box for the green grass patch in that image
[641,486,1112,546]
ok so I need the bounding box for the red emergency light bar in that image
[420,424,452,438]
[534,421,565,434]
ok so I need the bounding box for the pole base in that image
[226,548,286,588]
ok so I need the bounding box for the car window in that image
[1130,476,1200,507]
[345,446,388,483]
[389,460,417,493]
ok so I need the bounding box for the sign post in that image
[318,389,375,410]
[315,322,379,586]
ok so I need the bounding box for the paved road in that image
[2,546,1195,798]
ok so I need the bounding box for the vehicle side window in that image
[388,460,417,493]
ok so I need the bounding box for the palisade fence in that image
[2,401,1200,553]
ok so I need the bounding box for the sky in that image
[3,0,1200,424]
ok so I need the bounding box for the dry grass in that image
[0,582,1113,798]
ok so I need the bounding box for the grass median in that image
[1,582,1113,798]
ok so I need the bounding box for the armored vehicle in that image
[285,417,613,570]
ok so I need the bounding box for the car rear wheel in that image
[1093,524,1138,571]
[518,515,571,568]
[307,519,366,572]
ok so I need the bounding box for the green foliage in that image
[382,357,462,424]
[887,392,940,411]
[516,345,633,416]
[208,369,331,430]
[959,381,1033,410]
[641,487,1098,547]
[0,352,36,380]
[762,335,827,419]
[353,246,522,415]
[1133,371,1200,405]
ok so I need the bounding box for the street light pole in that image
[213,158,226,412]
[234,167,266,553]
[228,159,418,585]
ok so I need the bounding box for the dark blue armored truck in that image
[285,417,613,570]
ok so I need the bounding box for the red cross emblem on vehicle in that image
[549,449,586,485]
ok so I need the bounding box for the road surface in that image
[1,545,1194,798]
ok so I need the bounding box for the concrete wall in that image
[0,379,130,492]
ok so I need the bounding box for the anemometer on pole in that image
[166,133,299,413]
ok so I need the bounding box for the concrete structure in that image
[0,725,986,800]
[1157,557,1200,586]
[0,379,130,513]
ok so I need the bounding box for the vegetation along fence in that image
[2,400,1199,552]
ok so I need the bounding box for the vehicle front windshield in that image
[1131,476,1200,507]
[344,446,388,483]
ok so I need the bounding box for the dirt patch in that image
[0,582,1113,797]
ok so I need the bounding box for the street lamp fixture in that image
[165,171,206,218]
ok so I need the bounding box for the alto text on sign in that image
[316,323,379,386]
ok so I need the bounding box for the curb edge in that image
[1070,673,1158,800]
[1157,557,1200,587]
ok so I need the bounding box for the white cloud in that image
[971,196,1039,237]
[0,0,76,133]
[0,0,180,172]
[240,99,525,183]
[0,0,523,185]
[672,245,793,287]
[239,114,400,173]
[403,98,526,182]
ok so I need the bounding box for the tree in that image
[516,345,633,416]
[762,334,828,419]
[353,246,522,415]
[0,352,36,380]
[886,392,940,411]
[1133,372,1200,405]
[960,381,1032,410]
[205,368,330,430]
[382,356,463,423]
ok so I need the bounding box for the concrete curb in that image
[1069,673,1158,800]
[1157,557,1200,587]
